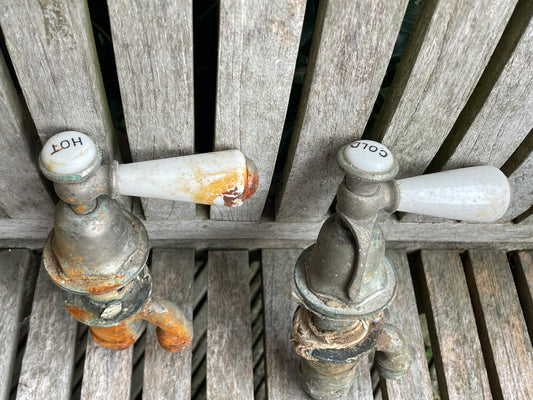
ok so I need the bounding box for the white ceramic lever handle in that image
[116,151,258,207]
[396,166,511,222]
[40,131,259,207]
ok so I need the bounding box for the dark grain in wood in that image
[143,248,194,399]
[465,250,533,399]
[382,250,433,400]
[80,341,132,400]
[2,219,533,250]
[108,0,196,220]
[0,250,32,400]
[17,265,78,399]
[276,0,409,221]
[212,0,306,221]
[420,250,491,400]
[0,54,53,219]
[370,0,518,179]
[516,251,533,338]
[207,251,254,399]
[0,0,117,163]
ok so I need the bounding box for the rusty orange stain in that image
[97,187,104,192]
[87,280,121,294]
[89,315,140,350]
[66,305,93,322]
[244,166,259,200]
[157,324,192,352]
[115,273,125,280]
[74,204,87,213]
[139,298,192,353]
[191,169,245,206]
[188,165,259,207]
[67,197,75,203]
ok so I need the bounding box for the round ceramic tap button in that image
[343,140,394,174]
[40,131,100,182]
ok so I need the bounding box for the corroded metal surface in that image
[291,140,411,399]
[138,295,193,352]
[37,132,259,353]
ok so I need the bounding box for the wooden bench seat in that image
[1,247,532,400]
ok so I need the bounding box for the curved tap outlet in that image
[292,139,511,399]
[39,131,258,352]
[138,295,192,352]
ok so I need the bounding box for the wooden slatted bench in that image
[0,0,532,399]
[1,248,532,399]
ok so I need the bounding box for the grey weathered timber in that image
[0,0,117,163]
[501,138,533,221]
[2,219,533,250]
[207,251,253,399]
[276,0,409,222]
[108,0,196,220]
[516,251,533,335]
[439,0,533,171]
[143,248,194,400]
[80,341,133,400]
[349,361,373,400]
[382,250,433,400]
[420,250,491,400]
[17,265,78,399]
[262,249,307,399]
[465,250,533,399]
[211,0,306,221]
[0,53,54,219]
[0,250,32,400]
[369,0,517,179]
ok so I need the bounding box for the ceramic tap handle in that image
[40,131,259,207]
[115,151,258,207]
[342,140,510,222]
[396,166,510,222]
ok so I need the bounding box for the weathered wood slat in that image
[211,0,306,221]
[2,219,533,250]
[276,0,409,222]
[0,250,32,400]
[420,250,491,400]
[143,248,194,399]
[17,266,78,399]
[80,341,132,400]
[516,251,533,336]
[207,251,253,399]
[465,250,533,399]
[369,0,518,179]
[262,248,306,399]
[350,361,373,400]
[381,250,433,400]
[108,0,195,221]
[501,133,533,221]
[438,0,533,171]
[0,53,54,219]
[0,0,117,163]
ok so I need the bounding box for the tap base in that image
[294,245,397,320]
